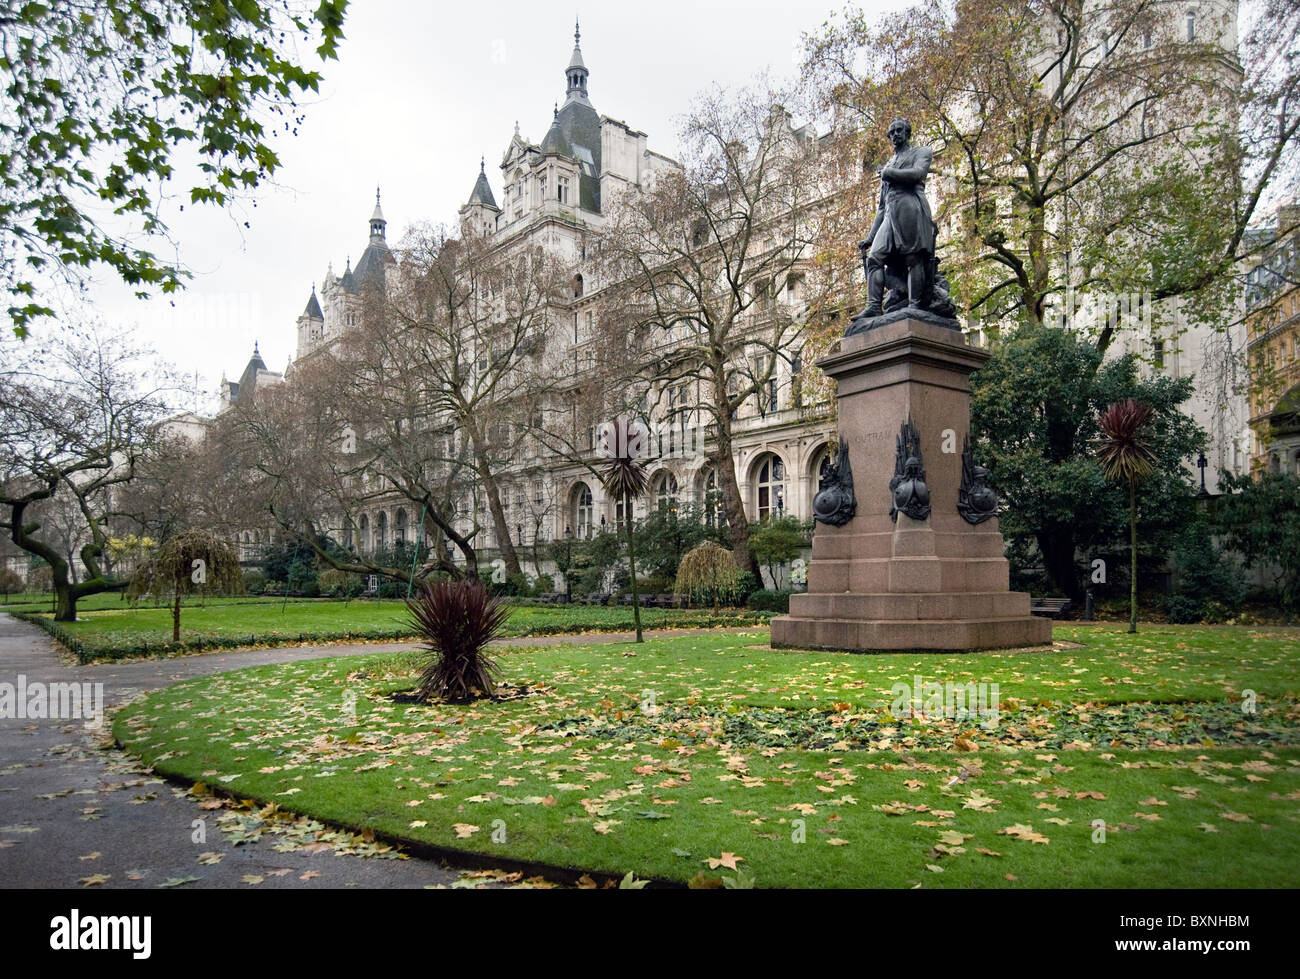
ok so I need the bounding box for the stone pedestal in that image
[771,318,1051,653]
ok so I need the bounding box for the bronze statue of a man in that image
[852,117,955,328]
[864,118,934,315]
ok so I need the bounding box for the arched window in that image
[655,472,679,512]
[755,455,785,522]
[574,273,584,298]
[358,514,370,554]
[573,483,594,539]
[395,508,408,544]
[376,512,388,551]
[1185,10,1196,42]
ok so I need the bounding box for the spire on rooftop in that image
[369,186,386,242]
[566,18,588,100]
[467,158,498,209]
[303,285,324,320]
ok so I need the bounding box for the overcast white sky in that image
[81,0,893,412]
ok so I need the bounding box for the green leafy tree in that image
[747,515,811,589]
[970,326,1203,598]
[1,0,349,337]
[128,529,242,641]
[1095,399,1158,633]
[1168,517,1246,623]
[1215,471,1300,611]
[636,502,722,581]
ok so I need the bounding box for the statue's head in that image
[973,464,990,481]
[904,456,922,476]
[887,117,912,148]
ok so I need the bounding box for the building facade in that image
[1246,202,1300,474]
[219,10,1253,582]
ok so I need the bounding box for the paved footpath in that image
[0,616,736,889]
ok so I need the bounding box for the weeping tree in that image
[1095,400,1157,634]
[128,530,243,642]
[675,541,743,610]
[600,419,650,643]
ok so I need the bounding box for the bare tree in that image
[372,223,571,579]
[219,349,475,584]
[0,324,180,619]
[593,82,828,577]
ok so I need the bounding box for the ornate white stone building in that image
[253,23,834,575]
[220,8,1253,579]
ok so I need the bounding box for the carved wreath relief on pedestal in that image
[889,415,931,522]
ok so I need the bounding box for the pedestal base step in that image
[770,612,1052,653]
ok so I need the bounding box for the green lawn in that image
[13,597,770,661]
[114,624,1300,888]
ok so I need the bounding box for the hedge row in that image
[7,608,773,664]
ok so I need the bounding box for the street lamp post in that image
[1197,451,1209,497]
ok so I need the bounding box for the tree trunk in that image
[710,371,761,581]
[625,489,643,643]
[472,443,523,579]
[173,588,182,643]
[1128,478,1138,635]
[54,583,75,622]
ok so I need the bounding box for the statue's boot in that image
[864,266,885,318]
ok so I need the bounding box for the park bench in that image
[582,591,611,606]
[536,592,568,604]
[1030,597,1073,618]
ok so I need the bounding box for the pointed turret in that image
[303,285,324,321]
[369,186,386,242]
[467,157,497,208]
[461,157,502,236]
[566,19,588,101]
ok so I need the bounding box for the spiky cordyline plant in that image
[406,578,511,703]
[601,418,651,642]
[1095,399,1158,635]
